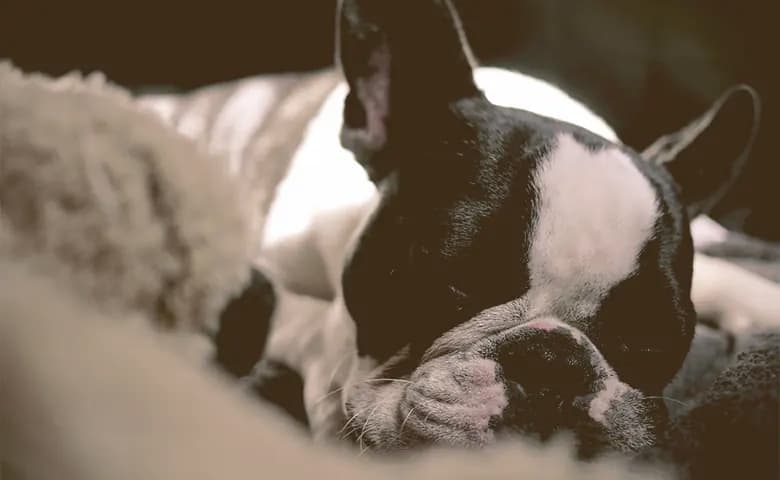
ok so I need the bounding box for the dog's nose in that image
[497,320,601,400]
[493,320,607,439]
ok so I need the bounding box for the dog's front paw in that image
[399,355,508,447]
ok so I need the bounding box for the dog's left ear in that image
[336,0,480,179]
[643,85,761,218]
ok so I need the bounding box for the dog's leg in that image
[260,286,365,439]
[692,252,780,333]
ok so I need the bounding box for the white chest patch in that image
[527,133,659,320]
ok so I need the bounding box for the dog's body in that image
[137,1,776,455]
[140,67,648,439]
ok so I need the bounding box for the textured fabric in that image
[0,62,255,333]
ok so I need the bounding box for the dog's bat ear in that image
[336,0,481,179]
[643,85,761,218]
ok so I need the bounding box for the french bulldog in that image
[139,0,771,455]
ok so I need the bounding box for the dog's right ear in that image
[643,85,761,218]
[336,0,481,180]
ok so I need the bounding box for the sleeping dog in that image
[141,0,770,454]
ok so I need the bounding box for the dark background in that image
[2,0,777,239]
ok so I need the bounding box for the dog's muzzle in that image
[382,318,661,452]
[476,320,614,440]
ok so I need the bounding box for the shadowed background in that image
[2,0,776,239]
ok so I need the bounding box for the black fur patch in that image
[215,268,276,378]
[249,360,309,428]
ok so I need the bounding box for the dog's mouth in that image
[343,319,662,454]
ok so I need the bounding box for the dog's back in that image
[138,71,341,234]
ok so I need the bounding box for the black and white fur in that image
[142,0,772,454]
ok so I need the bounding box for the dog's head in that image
[336,0,759,453]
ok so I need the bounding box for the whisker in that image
[341,425,361,442]
[399,407,416,436]
[317,377,412,408]
[325,353,352,390]
[311,353,355,408]
[363,378,413,385]
[339,403,381,442]
[332,377,416,444]
[356,404,381,450]
[312,386,344,407]
[339,408,365,436]
[645,395,688,408]
[423,410,434,425]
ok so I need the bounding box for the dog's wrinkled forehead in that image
[525,133,658,319]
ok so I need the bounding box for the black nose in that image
[494,322,605,440]
[497,323,600,400]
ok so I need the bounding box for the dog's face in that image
[336,0,758,452]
